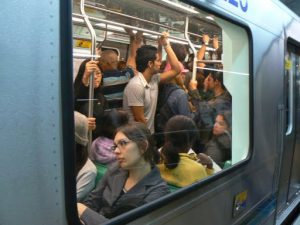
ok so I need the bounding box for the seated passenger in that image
[74,111,97,202]
[204,111,232,168]
[91,109,129,165]
[158,115,213,188]
[77,123,170,224]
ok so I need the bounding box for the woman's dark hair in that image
[116,122,159,164]
[74,59,103,89]
[95,109,129,139]
[74,59,107,118]
[162,115,199,169]
[171,43,187,62]
[75,144,88,176]
[219,110,232,132]
[136,45,158,73]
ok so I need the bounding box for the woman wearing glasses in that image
[77,122,169,224]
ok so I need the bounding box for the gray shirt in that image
[77,159,97,202]
[123,72,160,133]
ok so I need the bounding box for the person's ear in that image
[148,61,153,69]
[139,140,148,154]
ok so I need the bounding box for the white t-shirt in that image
[123,72,160,133]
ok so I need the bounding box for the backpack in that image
[154,85,179,146]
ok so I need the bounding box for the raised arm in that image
[159,32,181,82]
[197,34,210,68]
[126,29,144,71]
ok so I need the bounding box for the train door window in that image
[71,0,250,223]
[285,43,300,201]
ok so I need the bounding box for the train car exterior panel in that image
[0,1,68,225]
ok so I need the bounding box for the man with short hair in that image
[99,49,134,109]
[98,31,142,109]
[123,32,181,133]
[189,71,232,146]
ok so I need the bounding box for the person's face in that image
[113,132,145,170]
[150,53,162,74]
[205,74,215,91]
[213,115,228,136]
[175,72,185,87]
[94,70,102,88]
[96,48,102,57]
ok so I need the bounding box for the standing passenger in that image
[123,32,181,133]
[74,60,107,140]
[99,31,143,109]
[189,71,231,145]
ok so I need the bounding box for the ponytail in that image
[161,141,180,169]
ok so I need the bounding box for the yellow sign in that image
[233,190,247,217]
[285,58,292,70]
[75,40,92,49]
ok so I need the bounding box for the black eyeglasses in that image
[111,139,132,151]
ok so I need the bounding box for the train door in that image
[277,42,300,217]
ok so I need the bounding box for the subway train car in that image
[1,0,300,225]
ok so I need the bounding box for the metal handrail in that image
[196,66,249,76]
[80,0,96,148]
[84,3,206,40]
[84,3,182,32]
[184,17,197,81]
[72,13,189,43]
[197,60,223,63]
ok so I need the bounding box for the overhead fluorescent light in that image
[168,38,187,45]
[72,17,84,23]
[205,16,214,21]
[161,0,199,14]
[150,35,158,39]
[95,23,125,32]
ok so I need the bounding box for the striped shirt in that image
[102,68,134,109]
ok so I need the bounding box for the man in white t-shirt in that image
[123,32,181,133]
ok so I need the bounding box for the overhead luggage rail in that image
[83,2,206,40]
[197,60,223,64]
[84,3,182,33]
[72,13,191,44]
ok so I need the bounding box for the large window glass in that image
[72,0,250,222]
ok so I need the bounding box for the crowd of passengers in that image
[73,31,232,224]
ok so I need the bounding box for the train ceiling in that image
[72,0,222,48]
